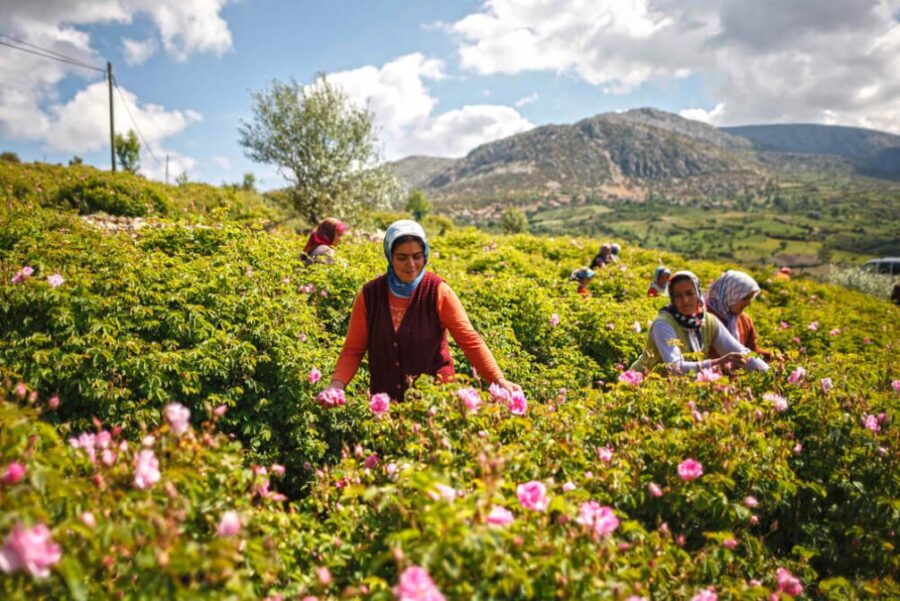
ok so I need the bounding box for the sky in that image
[1,0,898,189]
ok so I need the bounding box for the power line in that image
[112,75,162,167]
[0,36,104,72]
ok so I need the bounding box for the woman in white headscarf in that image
[705,270,769,360]
[324,220,521,400]
[630,271,768,375]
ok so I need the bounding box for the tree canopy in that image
[114,130,140,174]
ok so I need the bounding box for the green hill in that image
[0,163,898,599]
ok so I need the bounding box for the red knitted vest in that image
[363,272,455,399]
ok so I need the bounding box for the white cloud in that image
[325,53,534,158]
[449,0,900,132]
[142,149,196,183]
[514,92,539,107]
[122,37,157,66]
[212,155,231,170]
[679,103,726,124]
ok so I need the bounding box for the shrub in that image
[55,175,170,217]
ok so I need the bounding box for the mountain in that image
[721,123,900,178]
[387,155,457,191]
[387,109,767,207]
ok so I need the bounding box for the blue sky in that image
[1,0,897,188]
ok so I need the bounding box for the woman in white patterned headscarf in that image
[705,270,767,359]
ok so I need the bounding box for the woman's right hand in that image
[324,379,345,392]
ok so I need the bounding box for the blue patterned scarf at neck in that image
[663,271,705,330]
[383,219,430,298]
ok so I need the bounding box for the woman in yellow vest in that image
[630,271,768,375]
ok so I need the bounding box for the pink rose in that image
[456,387,482,413]
[430,483,457,502]
[775,567,803,596]
[46,274,64,288]
[507,390,527,416]
[369,393,390,416]
[722,538,738,549]
[862,414,880,432]
[363,454,379,470]
[317,388,346,408]
[788,366,806,385]
[779,321,790,329]
[10,266,33,284]
[764,393,788,412]
[1,462,26,486]
[488,382,510,403]
[214,404,228,417]
[677,458,704,481]
[562,481,576,492]
[893,380,900,392]
[164,402,191,436]
[308,367,322,384]
[576,501,619,540]
[743,495,759,508]
[550,313,560,327]
[486,505,514,527]
[316,566,332,586]
[80,512,96,528]
[632,321,642,333]
[0,523,61,578]
[691,588,717,601]
[648,482,663,497]
[133,449,161,490]
[14,382,26,398]
[597,446,614,464]
[270,464,286,476]
[807,321,818,331]
[618,370,643,386]
[516,481,549,511]
[393,566,446,601]
[820,377,833,393]
[47,395,60,409]
[696,368,721,383]
[217,510,241,537]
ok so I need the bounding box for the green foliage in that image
[1,196,898,598]
[405,189,431,220]
[114,130,141,175]
[1,151,21,163]
[241,172,256,192]
[501,206,529,234]
[238,75,398,223]
[55,173,170,217]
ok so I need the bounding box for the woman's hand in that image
[494,377,522,395]
[324,379,345,392]
[713,352,746,373]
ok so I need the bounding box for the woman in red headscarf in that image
[303,218,348,264]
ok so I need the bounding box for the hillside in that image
[1,163,898,599]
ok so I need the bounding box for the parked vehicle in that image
[862,257,900,276]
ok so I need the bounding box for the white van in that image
[862,258,900,276]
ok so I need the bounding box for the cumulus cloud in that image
[449,0,900,132]
[514,92,539,107]
[325,53,534,158]
[122,37,157,65]
[0,0,228,178]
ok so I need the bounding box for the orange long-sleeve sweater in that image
[332,281,504,386]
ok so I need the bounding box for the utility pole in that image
[165,154,170,184]
[108,61,116,173]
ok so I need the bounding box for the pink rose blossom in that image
[807,321,818,331]
[456,387,482,413]
[47,395,60,409]
[308,367,322,384]
[80,512,96,528]
[648,482,663,497]
[1,462,26,486]
[516,481,549,511]
[862,414,880,432]
[829,328,840,336]
[576,501,619,540]
[0,523,61,578]
[788,366,806,385]
[893,380,900,392]
[10,266,34,284]
[316,566,332,586]
[775,567,803,596]
[764,392,788,412]
[488,382,510,403]
[271,464,286,476]
[507,390,527,416]
[217,510,241,537]
[100,449,116,466]
[363,454,379,469]
[618,370,643,386]
[14,382,27,398]
[486,505,514,527]
[779,321,790,329]
[386,462,399,478]
[369,393,390,416]
[696,368,722,383]
[214,404,228,417]
[722,538,738,549]
[430,483,457,502]
[632,321,642,333]
[792,443,803,455]
[677,458,704,481]
[626,597,649,601]
[562,481,576,492]
[691,588,717,601]
[550,313,560,327]
[317,388,346,408]
[133,449,161,489]
[597,446,614,464]
[820,377,833,393]
[46,274,64,288]
[743,495,759,508]
[394,566,446,601]
[164,402,191,436]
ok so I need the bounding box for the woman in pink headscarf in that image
[303,217,348,264]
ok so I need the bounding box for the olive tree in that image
[114,130,140,174]
[238,75,397,223]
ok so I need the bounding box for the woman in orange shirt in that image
[323,220,521,400]
[705,270,767,359]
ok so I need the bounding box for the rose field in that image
[1,164,898,600]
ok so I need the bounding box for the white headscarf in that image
[705,270,760,336]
